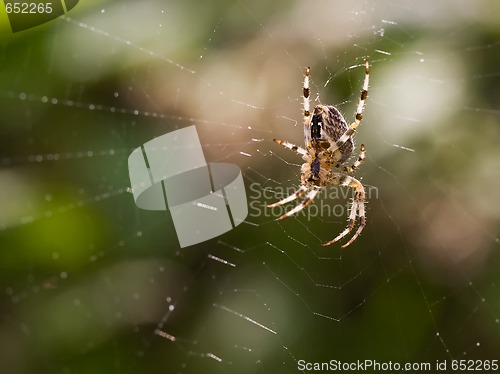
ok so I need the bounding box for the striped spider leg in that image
[269,60,370,248]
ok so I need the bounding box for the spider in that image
[268,60,370,248]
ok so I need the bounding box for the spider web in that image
[1,0,499,373]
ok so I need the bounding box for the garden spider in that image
[268,60,370,248]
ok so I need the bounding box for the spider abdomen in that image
[313,105,353,164]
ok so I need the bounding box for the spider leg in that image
[342,200,366,248]
[343,144,366,173]
[331,60,370,150]
[276,187,320,221]
[325,198,359,246]
[321,174,366,248]
[352,60,370,131]
[272,139,307,156]
[303,67,312,147]
[268,185,307,208]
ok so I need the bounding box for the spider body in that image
[269,61,370,248]
[310,105,353,164]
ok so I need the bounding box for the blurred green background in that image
[0,0,499,373]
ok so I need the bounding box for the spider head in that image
[310,157,321,179]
